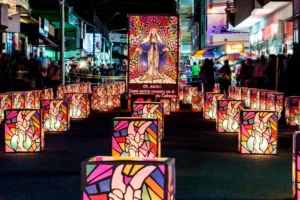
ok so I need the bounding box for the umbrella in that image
[194,49,222,58]
[217,53,247,62]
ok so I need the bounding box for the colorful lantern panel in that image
[112,118,161,157]
[12,92,25,109]
[192,96,203,112]
[293,131,300,200]
[132,102,164,140]
[34,90,43,108]
[130,94,156,111]
[179,86,184,101]
[241,88,249,106]
[259,90,267,110]
[25,91,35,109]
[239,110,278,154]
[266,91,276,111]
[183,86,198,104]
[203,93,224,120]
[250,89,260,109]
[91,86,108,111]
[67,85,74,93]
[285,96,300,126]
[217,100,245,133]
[234,87,242,100]
[170,98,180,112]
[112,83,120,95]
[42,88,53,100]
[275,93,284,120]
[160,99,171,115]
[0,94,12,122]
[65,93,89,119]
[4,109,44,152]
[57,86,65,99]
[81,156,175,200]
[229,86,234,98]
[112,95,121,108]
[213,83,220,93]
[41,99,69,132]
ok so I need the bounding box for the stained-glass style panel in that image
[41,99,69,132]
[0,94,12,122]
[203,93,224,120]
[81,156,175,200]
[293,131,300,200]
[65,93,89,119]
[183,87,198,104]
[259,90,267,110]
[91,86,108,111]
[112,95,121,108]
[239,110,278,154]
[213,83,220,93]
[112,83,120,96]
[132,102,164,140]
[12,92,25,109]
[241,88,249,107]
[229,86,234,98]
[25,91,35,109]
[34,90,43,109]
[4,109,44,152]
[57,86,65,99]
[67,85,74,93]
[130,94,156,111]
[160,99,171,115]
[234,87,242,100]
[217,100,245,133]
[42,88,53,100]
[112,118,160,158]
[250,89,260,109]
[107,84,114,110]
[266,91,276,111]
[179,85,184,101]
[192,96,203,112]
[275,93,284,120]
[170,98,180,112]
[285,96,300,126]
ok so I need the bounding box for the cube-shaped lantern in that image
[57,86,65,99]
[259,90,267,110]
[67,84,74,93]
[285,96,300,126]
[239,110,278,154]
[203,93,224,120]
[249,89,260,109]
[130,94,156,111]
[170,98,180,112]
[229,86,235,99]
[112,117,161,157]
[81,156,176,200]
[178,85,184,101]
[192,96,203,112]
[275,93,284,120]
[4,109,44,152]
[112,83,120,96]
[216,100,245,133]
[12,92,25,109]
[266,91,276,111]
[241,88,249,106]
[65,93,90,119]
[41,99,70,132]
[132,102,164,140]
[91,86,108,111]
[234,87,242,100]
[159,98,171,115]
[0,94,12,122]
[41,88,53,100]
[25,91,35,109]
[213,83,220,93]
[183,86,198,104]
[112,95,121,108]
[34,90,43,108]
[293,131,300,200]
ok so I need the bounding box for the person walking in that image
[219,60,231,96]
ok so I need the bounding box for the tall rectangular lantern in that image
[0,94,12,123]
[293,131,300,200]
[203,93,224,120]
[65,93,90,119]
[285,96,300,126]
[91,86,108,112]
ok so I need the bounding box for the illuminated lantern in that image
[192,96,203,112]
[112,83,120,96]
[34,90,43,108]
[229,86,235,99]
[285,96,300,126]
[12,92,25,109]
[249,89,260,109]
[91,86,108,112]
[112,95,121,108]
[132,102,164,140]
[171,98,180,112]
[57,86,65,99]
[81,156,175,200]
[239,110,278,154]
[266,91,276,111]
[213,83,220,93]
[178,85,184,101]
[41,88,53,100]
[275,92,284,120]
[216,100,245,133]
[41,99,70,132]
[293,131,300,200]
[74,84,80,93]
[25,91,35,109]
[67,84,74,93]
[159,98,171,115]
[234,87,242,100]
[4,109,44,153]
[65,93,90,119]
[241,88,249,106]
[107,84,114,110]
[203,93,224,120]
[112,118,161,157]
[183,86,198,104]
[0,94,12,122]
[259,90,267,110]
[130,94,156,111]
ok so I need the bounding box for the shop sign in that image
[263,23,279,41]
[225,43,244,54]
[109,33,128,43]
[39,27,48,38]
[68,7,79,27]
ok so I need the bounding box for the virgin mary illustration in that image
[135,28,170,82]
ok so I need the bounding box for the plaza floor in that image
[0,108,296,200]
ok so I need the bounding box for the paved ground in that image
[0,103,297,200]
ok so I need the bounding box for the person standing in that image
[191,62,200,87]
[253,55,267,89]
[266,54,276,90]
[219,60,231,96]
[202,59,215,92]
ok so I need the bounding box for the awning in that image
[39,35,59,48]
[20,16,38,24]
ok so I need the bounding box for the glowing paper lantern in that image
[159,98,171,115]
[132,102,164,140]
[285,96,300,126]
[213,83,220,93]
[65,93,90,119]
[112,83,120,96]
[293,131,300,200]
[217,100,245,133]
[41,99,70,132]
[4,109,44,152]
[0,94,12,122]
[275,92,284,120]
[12,92,25,109]
[41,88,53,100]
[229,86,235,99]
[241,88,249,106]
[67,85,74,93]
[112,95,121,108]
[179,86,184,100]
[34,90,43,108]
[192,96,203,112]
[171,98,180,112]
[112,118,161,157]
[91,86,108,112]
[259,90,267,110]
[239,110,278,154]
[130,94,156,111]
[25,91,35,109]
[107,84,114,110]
[266,91,276,111]
[81,156,176,200]
[234,87,242,100]
[183,86,198,104]
[203,93,224,120]
[250,89,260,109]
[57,86,65,99]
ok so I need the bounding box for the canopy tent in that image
[194,49,222,58]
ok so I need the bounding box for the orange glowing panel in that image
[91,86,108,112]
[183,86,198,104]
[12,92,25,109]
[25,91,35,109]
[203,93,224,120]
[34,90,43,109]
[285,96,300,126]
[171,98,180,112]
[65,93,90,119]
[275,93,284,120]
[57,86,65,99]
[192,96,203,112]
[241,88,249,107]
[0,94,12,122]
[249,89,260,109]
[259,90,267,110]
[159,98,171,115]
